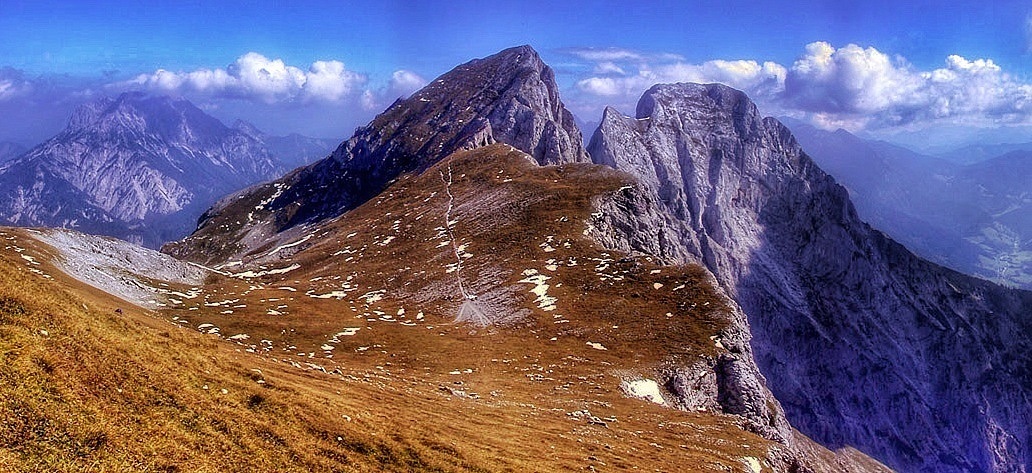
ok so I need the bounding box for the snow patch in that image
[266,234,313,256]
[621,378,667,406]
[518,270,557,311]
[231,263,301,278]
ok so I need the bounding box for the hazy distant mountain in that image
[785,121,1032,289]
[937,141,1032,165]
[0,141,26,162]
[873,123,1032,158]
[0,93,326,247]
[232,120,334,169]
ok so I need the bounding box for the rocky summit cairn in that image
[588,82,1032,473]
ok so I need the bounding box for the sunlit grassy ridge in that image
[0,226,766,473]
[0,145,891,472]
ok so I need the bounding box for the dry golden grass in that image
[0,145,890,472]
[0,233,771,472]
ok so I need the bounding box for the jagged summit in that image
[167,45,589,260]
[273,44,589,225]
[67,93,228,142]
[589,81,1032,473]
[0,93,302,247]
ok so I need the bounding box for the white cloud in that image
[565,47,645,63]
[569,42,1032,131]
[783,42,916,114]
[387,70,427,98]
[360,89,378,111]
[784,42,1032,127]
[574,58,785,102]
[0,80,15,100]
[357,69,427,111]
[0,68,32,101]
[120,52,367,104]
[578,77,622,96]
[593,61,626,75]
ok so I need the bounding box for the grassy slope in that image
[1,145,890,472]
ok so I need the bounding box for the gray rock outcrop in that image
[588,82,1032,472]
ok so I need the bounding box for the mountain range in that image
[787,121,1032,289]
[1,45,1030,472]
[161,46,1032,472]
[0,93,333,248]
[937,141,1032,165]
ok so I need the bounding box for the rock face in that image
[168,45,589,259]
[588,82,1032,473]
[788,121,1032,290]
[0,93,320,247]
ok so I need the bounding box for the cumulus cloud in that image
[783,42,916,114]
[387,70,427,98]
[568,42,1032,131]
[573,57,785,102]
[119,52,367,104]
[356,69,427,111]
[783,42,1032,128]
[0,67,32,101]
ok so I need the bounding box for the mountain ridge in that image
[588,82,1032,473]
[787,121,1032,289]
[0,93,331,248]
[165,45,589,261]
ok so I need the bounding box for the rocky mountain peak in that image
[67,96,115,131]
[348,43,587,168]
[203,45,589,232]
[0,94,316,247]
[589,81,1032,472]
[65,92,233,148]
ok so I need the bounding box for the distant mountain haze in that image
[0,93,333,248]
[786,120,1032,289]
[0,141,26,162]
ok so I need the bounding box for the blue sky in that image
[3,0,1032,149]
